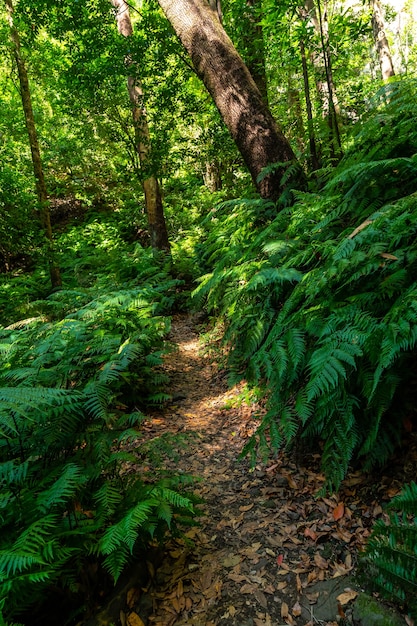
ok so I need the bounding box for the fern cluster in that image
[194,79,417,490]
[361,482,417,619]
[0,228,194,623]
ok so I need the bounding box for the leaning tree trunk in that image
[111,0,170,253]
[371,0,395,81]
[157,0,302,200]
[5,0,61,288]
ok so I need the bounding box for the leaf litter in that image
[122,314,417,626]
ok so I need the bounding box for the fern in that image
[0,244,195,623]
[362,482,417,619]
[195,78,417,490]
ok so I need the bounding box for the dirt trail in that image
[131,314,411,626]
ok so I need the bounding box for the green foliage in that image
[195,79,417,490]
[361,482,417,619]
[0,226,194,623]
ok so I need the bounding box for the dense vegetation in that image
[1,0,417,621]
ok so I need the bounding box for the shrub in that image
[0,275,194,623]
[194,79,417,490]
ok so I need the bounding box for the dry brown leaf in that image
[127,587,141,608]
[176,580,183,598]
[240,583,257,594]
[277,581,288,590]
[348,219,373,239]
[333,502,345,521]
[334,528,353,542]
[292,601,302,617]
[336,590,358,605]
[281,601,289,618]
[345,553,352,569]
[239,503,254,512]
[314,552,328,569]
[305,591,319,604]
[296,573,303,593]
[228,572,247,583]
[229,605,237,617]
[127,612,145,626]
[254,589,268,609]
[332,562,350,577]
[223,554,241,568]
[304,527,318,541]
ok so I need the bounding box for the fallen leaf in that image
[239,503,254,512]
[333,502,345,521]
[127,587,141,608]
[304,527,318,541]
[277,554,284,566]
[314,552,328,569]
[281,601,289,618]
[127,612,145,626]
[223,554,241,568]
[292,601,302,617]
[305,591,319,604]
[337,590,358,605]
[254,589,268,609]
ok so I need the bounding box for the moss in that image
[353,593,407,626]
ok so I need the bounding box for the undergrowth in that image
[194,78,417,491]
[361,481,417,620]
[0,215,195,624]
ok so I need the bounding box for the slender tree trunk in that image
[299,38,321,171]
[5,0,61,288]
[111,0,170,253]
[157,0,303,200]
[244,0,269,105]
[315,0,342,160]
[302,0,341,162]
[371,0,395,81]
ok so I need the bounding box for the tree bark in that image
[111,0,170,253]
[157,0,302,200]
[5,0,61,288]
[371,0,395,81]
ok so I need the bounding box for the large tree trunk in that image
[111,0,170,253]
[371,0,395,81]
[5,0,61,288]
[157,0,302,200]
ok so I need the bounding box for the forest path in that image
[133,313,406,626]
